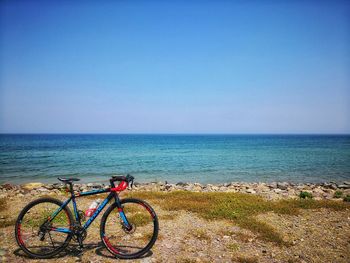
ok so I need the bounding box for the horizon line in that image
[1,132,350,136]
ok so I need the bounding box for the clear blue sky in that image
[0,0,349,134]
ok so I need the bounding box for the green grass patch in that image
[127,191,349,245]
[299,191,313,199]
[333,190,343,199]
[344,195,350,202]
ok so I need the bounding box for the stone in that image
[176,182,188,186]
[44,184,54,190]
[37,187,49,192]
[246,189,256,194]
[277,182,289,190]
[330,184,337,190]
[0,248,6,256]
[193,185,203,192]
[22,182,44,190]
[164,184,173,191]
[337,184,350,189]
[1,184,15,190]
[268,182,277,189]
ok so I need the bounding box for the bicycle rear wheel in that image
[15,197,74,258]
[100,198,159,259]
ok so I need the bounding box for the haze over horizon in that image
[1,1,349,134]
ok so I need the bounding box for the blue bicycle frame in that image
[48,187,130,234]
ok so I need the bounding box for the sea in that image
[0,134,349,184]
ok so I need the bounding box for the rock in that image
[22,182,44,190]
[330,184,338,190]
[44,184,54,190]
[277,182,289,190]
[313,187,325,197]
[176,182,188,186]
[206,184,219,191]
[37,187,49,192]
[343,181,350,185]
[164,184,174,191]
[1,183,15,190]
[52,183,62,189]
[87,183,102,189]
[337,184,350,189]
[273,188,283,193]
[193,185,203,192]
[246,189,256,194]
[268,182,277,189]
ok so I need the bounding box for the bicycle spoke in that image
[102,199,158,258]
[16,198,72,258]
[48,232,56,248]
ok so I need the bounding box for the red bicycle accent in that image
[17,223,24,245]
[111,181,128,192]
[103,236,120,254]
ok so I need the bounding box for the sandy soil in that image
[0,192,349,263]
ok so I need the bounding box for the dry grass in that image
[227,242,240,252]
[159,213,177,220]
[0,198,6,210]
[0,218,16,228]
[236,256,259,263]
[0,198,17,228]
[189,229,211,241]
[127,191,349,245]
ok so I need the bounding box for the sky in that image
[0,0,349,134]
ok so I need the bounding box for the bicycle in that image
[15,175,159,259]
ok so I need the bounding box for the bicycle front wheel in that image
[100,198,159,259]
[15,197,74,259]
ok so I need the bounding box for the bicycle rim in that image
[101,198,158,259]
[15,198,73,258]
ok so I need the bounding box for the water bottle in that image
[85,199,101,217]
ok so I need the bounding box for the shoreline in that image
[1,180,349,200]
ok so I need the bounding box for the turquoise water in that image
[0,134,349,184]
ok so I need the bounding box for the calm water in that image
[0,134,349,184]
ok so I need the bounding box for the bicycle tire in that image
[100,198,159,259]
[15,197,74,259]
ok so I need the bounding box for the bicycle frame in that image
[47,186,130,234]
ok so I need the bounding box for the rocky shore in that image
[1,180,350,200]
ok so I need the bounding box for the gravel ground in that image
[0,192,349,263]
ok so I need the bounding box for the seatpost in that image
[68,182,74,195]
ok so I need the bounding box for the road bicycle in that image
[15,175,159,259]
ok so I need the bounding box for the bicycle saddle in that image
[58,177,80,183]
